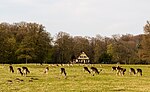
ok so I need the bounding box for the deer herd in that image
[112,66,142,76]
[8,64,143,78]
[9,65,30,76]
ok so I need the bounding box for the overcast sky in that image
[0,0,150,37]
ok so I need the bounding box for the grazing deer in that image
[136,68,142,76]
[112,66,117,71]
[83,67,91,74]
[44,67,49,74]
[91,67,100,76]
[22,67,30,76]
[61,68,67,77]
[129,68,136,75]
[17,68,23,76]
[9,65,14,73]
[116,66,126,76]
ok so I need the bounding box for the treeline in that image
[0,21,150,64]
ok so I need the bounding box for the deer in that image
[136,68,142,76]
[44,67,49,74]
[17,68,23,76]
[112,66,117,71]
[91,67,101,76]
[60,68,67,77]
[129,68,136,75]
[116,66,126,76]
[83,67,91,74]
[22,67,30,76]
[9,65,14,73]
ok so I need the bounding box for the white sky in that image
[0,0,150,37]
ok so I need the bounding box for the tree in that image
[15,36,35,64]
[0,22,53,64]
[109,34,136,64]
[53,32,74,63]
[139,21,150,64]
[90,35,106,63]
[99,52,112,64]
[140,37,150,63]
[0,23,17,63]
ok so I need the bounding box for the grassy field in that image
[0,64,150,92]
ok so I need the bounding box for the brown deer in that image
[91,67,101,76]
[83,67,91,74]
[61,68,67,76]
[129,68,136,75]
[44,67,49,74]
[136,68,142,76]
[9,65,14,73]
[112,66,117,71]
[116,66,126,76]
[17,68,23,76]
[22,67,30,76]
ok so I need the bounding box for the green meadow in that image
[0,64,150,92]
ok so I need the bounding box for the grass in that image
[0,64,150,92]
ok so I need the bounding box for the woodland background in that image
[0,21,150,64]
